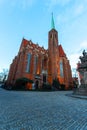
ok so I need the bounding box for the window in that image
[33,55,38,74]
[50,34,52,38]
[60,60,64,77]
[26,53,31,73]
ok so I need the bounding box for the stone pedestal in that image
[73,85,87,96]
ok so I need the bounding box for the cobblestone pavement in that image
[0,88,87,130]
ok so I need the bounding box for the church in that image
[7,15,73,90]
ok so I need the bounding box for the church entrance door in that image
[43,74,46,83]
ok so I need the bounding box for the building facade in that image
[7,15,73,90]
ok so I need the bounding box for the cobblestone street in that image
[0,88,87,130]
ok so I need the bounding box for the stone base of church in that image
[73,84,87,96]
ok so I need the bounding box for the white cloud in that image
[45,0,71,11]
[69,53,79,69]
[75,4,84,16]
[0,0,35,9]
[80,41,87,48]
[13,0,36,9]
[0,0,7,5]
[68,40,87,70]
[49,0,71,6]
[73,1,87,18]
[20,0,35,9]
[55,0,87,26]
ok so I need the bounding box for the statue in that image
[79,50,87,63]
[74,50,87,96]
[83,50,87,57]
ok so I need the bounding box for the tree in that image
[52,78,60,90]
[0,69,8,83]
[14,77,33,90]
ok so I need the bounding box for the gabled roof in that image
[59,45,66,57]
[22,38,28,47]
[19,38,48,54]
[19,38,28,52]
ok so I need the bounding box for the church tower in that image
[48,13,59,83]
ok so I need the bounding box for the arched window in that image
[33,55,38,74]
[26,53,32,73]
[60,60,64,77]
[50,34,52,38]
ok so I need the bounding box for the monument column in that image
[74,50,87,95]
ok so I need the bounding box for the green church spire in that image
[51,13,55,29]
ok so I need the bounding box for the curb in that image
[66,93,87,100]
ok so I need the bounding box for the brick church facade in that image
[7,15,73,90]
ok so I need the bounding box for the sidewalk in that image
[66,92,87,100]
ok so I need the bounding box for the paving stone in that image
[0,88,87,130]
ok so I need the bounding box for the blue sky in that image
[0,0,87,75]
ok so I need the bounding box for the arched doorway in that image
[35,80,39,89]
[43,74,46,83]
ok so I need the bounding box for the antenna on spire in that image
[51,12,55,29]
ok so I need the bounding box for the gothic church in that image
[7,15,73,89]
